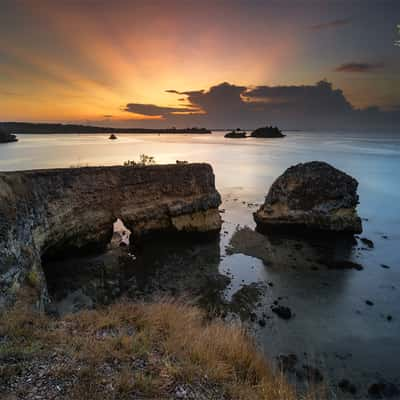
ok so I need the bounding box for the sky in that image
[0,0,399,130]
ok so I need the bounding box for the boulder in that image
[254,161,362,234]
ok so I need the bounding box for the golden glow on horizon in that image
[1,0,397,123]
[0,1,299,123]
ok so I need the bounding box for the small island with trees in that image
[224,126,285,139]
[250,126,285,138]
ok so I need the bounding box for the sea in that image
[1,131,399,396]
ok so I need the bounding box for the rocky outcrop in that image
[0,163,221,308]
[254,161,362,233]
[250,126,285,138]
[0,127,18,143]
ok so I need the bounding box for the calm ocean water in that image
[1,131,400,391]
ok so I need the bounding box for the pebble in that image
[368,382,400,398]
[338,379,357,394]
[271,305,292,320]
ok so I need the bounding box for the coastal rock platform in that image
[0,163,221,307]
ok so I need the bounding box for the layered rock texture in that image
[254,161,362,234]
[0,164,221,307]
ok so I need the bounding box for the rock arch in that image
[0,163,221,308]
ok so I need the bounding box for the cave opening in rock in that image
[41,218,135,312]
[111,218,132,248]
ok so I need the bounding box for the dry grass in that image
[0,296,325,399]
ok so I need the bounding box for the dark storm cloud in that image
[310,17,352,30]
[335,62,385,72]
[124,81,400,131]
[245,81,353,113]
[183,82,247,113]
[124,103,198,116]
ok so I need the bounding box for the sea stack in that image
[0,127,18,143]
[254,161,362,234]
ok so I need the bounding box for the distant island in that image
[0,127,18,143]
[224,126,286,139]
[250,126,285,138]
[224,129,247,139]
[0,122,211,134]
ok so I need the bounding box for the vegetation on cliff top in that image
[123,154,156,167]
[0,293,324,399]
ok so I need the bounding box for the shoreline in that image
[1,122,211,135]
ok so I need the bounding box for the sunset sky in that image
[1,0,399,129]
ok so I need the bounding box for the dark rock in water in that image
[230,283,265,320]
[324,259,363,270]
[249,312,257,322]
[109,133,118,140]
[299,365,324,382]
[365,300,374,306]
[250,126,285,138]
[338,379,357,394]
[254,161,362,234]
[381,264,390,269]
[360,237,374,248]
[224,130,247,139]
[0,127,18,143]
[368,382,400,398]
[258,319,266,327]
[387,315,393,321]
[271,305,292,319]
[277,353,298,373]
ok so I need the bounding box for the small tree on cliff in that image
[123,154,156,167]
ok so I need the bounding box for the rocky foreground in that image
[0,297,323,400]
[254,161,362,233]
[0,164,221,309]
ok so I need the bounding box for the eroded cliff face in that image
[0,164,221,308]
